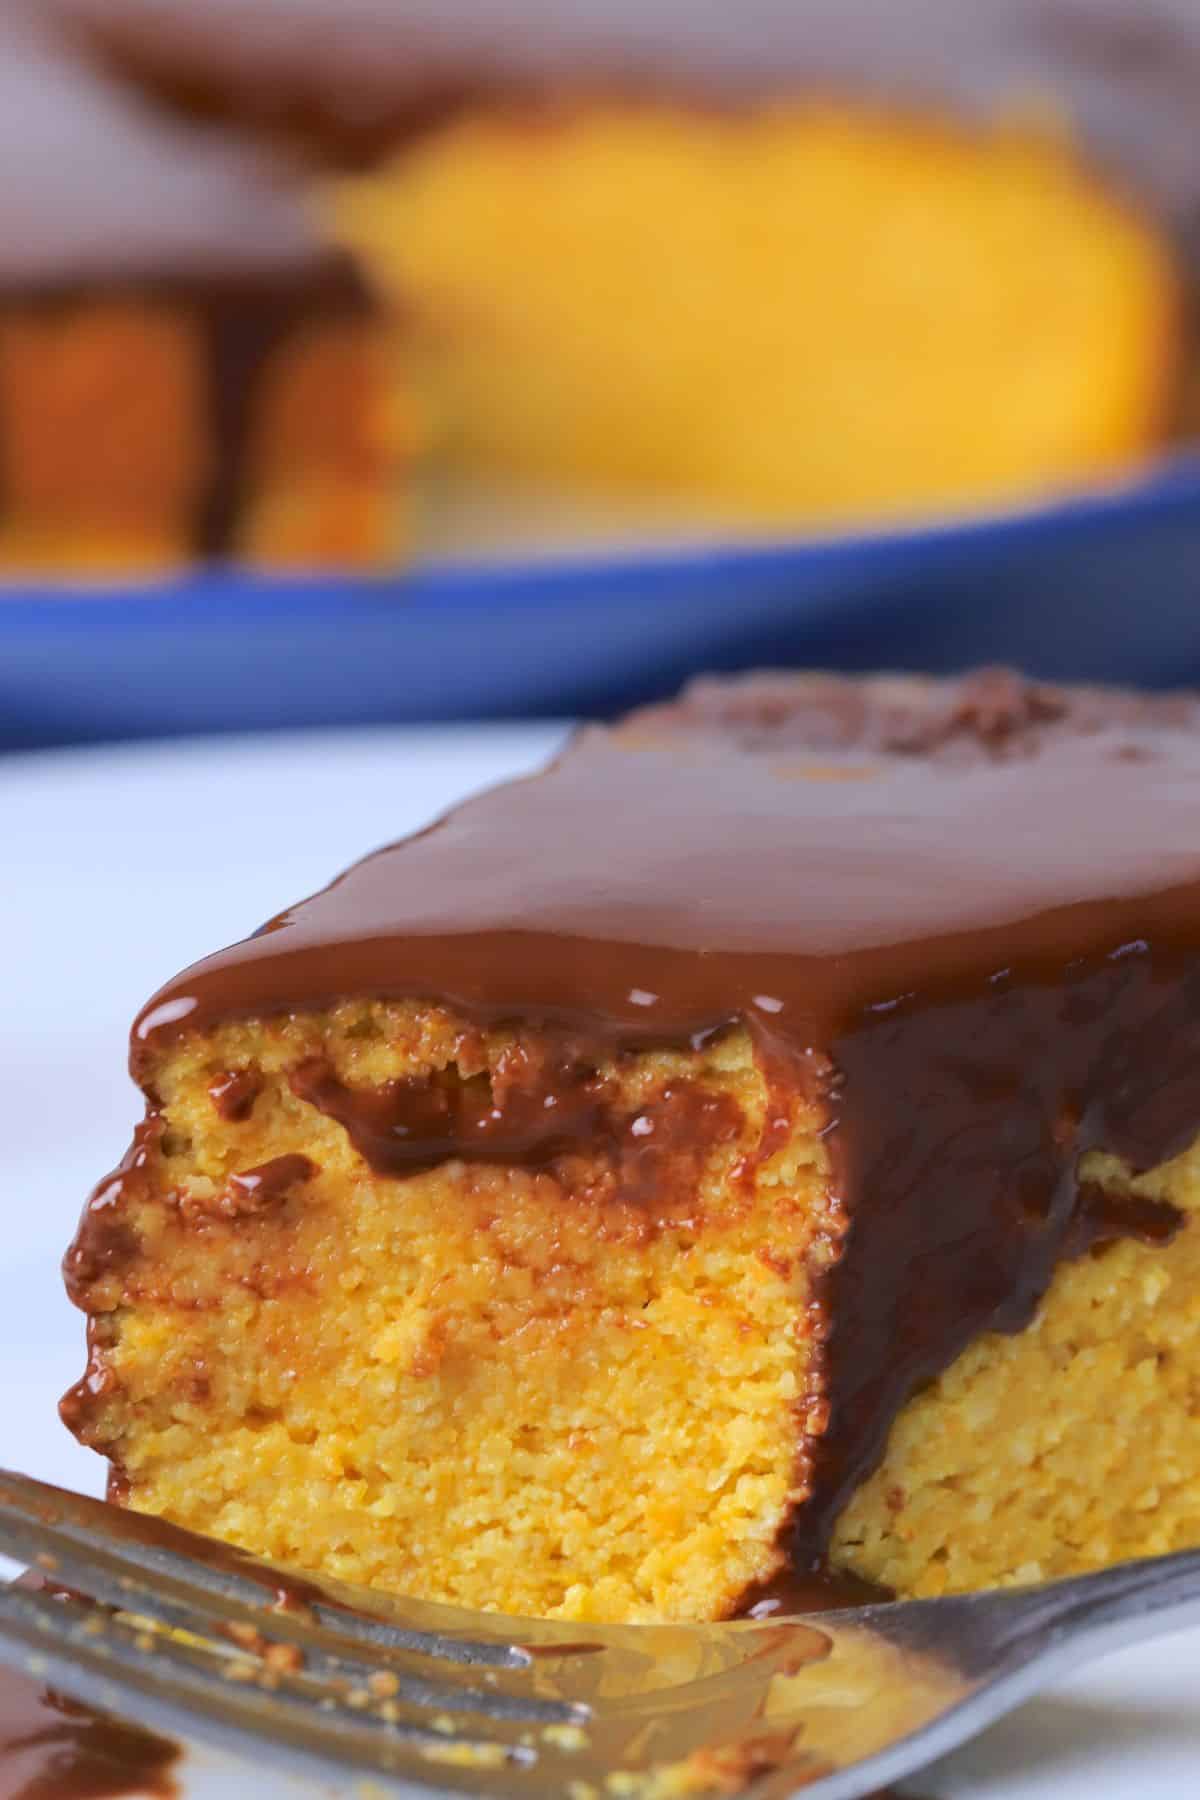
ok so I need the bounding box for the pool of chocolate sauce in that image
[0,1666,177,1800]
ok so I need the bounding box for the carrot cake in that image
[62,669,1200,1620]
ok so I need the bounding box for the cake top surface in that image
[8,0,1200,284]
[135,669,1200,1064]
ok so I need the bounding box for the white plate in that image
[2,725,1199,1798]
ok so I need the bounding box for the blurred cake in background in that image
[337,101,1181,530]
[0,9,401,575]
[327,0,1200,533]
[8,0,1200,570]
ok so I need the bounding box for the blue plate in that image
[4,456,1200,749]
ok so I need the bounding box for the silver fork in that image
[1,1469,1199,1800]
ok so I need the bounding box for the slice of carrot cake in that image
[63,670,1200,1621]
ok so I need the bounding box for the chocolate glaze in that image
[61,1119,166,1445]
[288,1044,612,1176]
[805,955,1189,1553]
[45,0,1200,237]
[80,670,1200,1590]
[289,1050,742,1217]
[59,1131,314,1438]
[62,1122,160,1305]
[0,1663,177,1800]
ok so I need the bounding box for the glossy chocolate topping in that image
[134,670,1200,1051]
[288,1049,741,1200]
[222,1153,318,1214]
[127,670,1200,1569]
[41,0,1200,232]
[207,1068,263,1123]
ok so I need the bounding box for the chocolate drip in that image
[207,1068,263,1122]
[108,671,1200,1571]
[194,286,283,556]
[1072,1179,1183,1248]
[224,1153,317,1211]
[798,954,1187,1556]
[289,1046,610,1175]
[735,1562,889,1620]
[62,1119,162,1307]
[191,255,372,556]
[1080,962,1200,1170]
[290,1053,743,1222]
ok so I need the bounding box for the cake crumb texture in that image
[67,1004,836,1622]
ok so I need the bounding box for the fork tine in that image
[1,1583,551,1753]
[0,1494,586,1726]
[9,1469,1199,1800]
[0,1466,602,1730]
[0,1578,559,1795]
[0,1469,526,1667]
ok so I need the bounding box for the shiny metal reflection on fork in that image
[1,1468,1199,1799]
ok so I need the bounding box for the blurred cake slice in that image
[63,671,1200,1621]
[335,101,1182,529]
[0,21,401,574]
